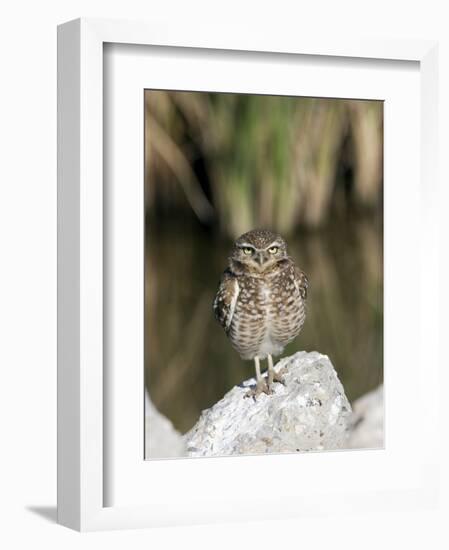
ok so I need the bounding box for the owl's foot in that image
[245,379,271,399]
[272,366,288,385]
[267,365,288,392]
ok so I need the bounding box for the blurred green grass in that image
[145,91,383,236]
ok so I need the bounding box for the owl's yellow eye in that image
[268,246,279,254]
[242,247,253,255]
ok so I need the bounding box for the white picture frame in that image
[57,17,440,531]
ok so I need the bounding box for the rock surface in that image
[348,385,384,449]
[145,392,186,459]
[184,351,352,457]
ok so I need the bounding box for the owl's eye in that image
[242,247,253,255]
[268,246,279,254]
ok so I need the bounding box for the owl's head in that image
[230,229,288,273]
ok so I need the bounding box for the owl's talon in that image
[272,366,288,385]
[245,380,271,399]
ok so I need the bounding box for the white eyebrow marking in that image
[265,242,281,250]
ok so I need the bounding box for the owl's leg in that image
[267,354,287,390]
[245,356,269,398]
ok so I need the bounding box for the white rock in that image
[348,385,384,449]
[184,351,352,457]
[145,392,186,459]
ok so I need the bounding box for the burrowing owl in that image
[213,229,308,397]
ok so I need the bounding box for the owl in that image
[213,229,308,397]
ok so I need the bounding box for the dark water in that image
[145,215,383,434]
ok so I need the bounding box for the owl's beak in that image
[256,252,264,266]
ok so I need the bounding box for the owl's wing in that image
[213,269,240,333]
[293,266,308,300]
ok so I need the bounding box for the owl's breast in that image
[261,272,306,353]
[228,269,306,360]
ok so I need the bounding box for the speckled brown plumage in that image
[213,229,308,396]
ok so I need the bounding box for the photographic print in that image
[144,90,383,459]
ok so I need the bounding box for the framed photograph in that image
[143,89,384,460]
[57,18,440,530]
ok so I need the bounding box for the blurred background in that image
[145,90,383,434]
